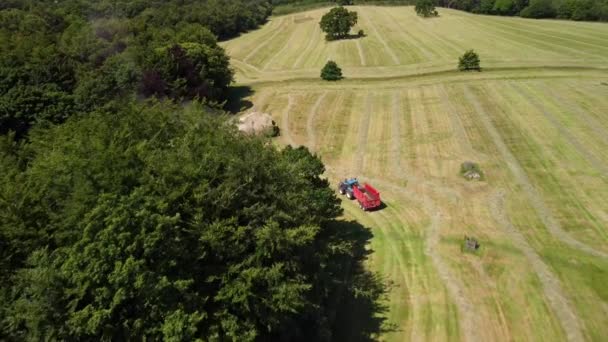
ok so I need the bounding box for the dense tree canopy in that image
[416,0,439,17]
[0,1,386,340]
[0,102,384,340]
[0,0,271,139]
[319,6,359,40]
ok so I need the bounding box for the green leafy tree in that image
[520,0,556,18]
[319,6,358,41]
[0,101,385,340]
[493,0,516,14]
[458,50,481,71]
[321,60,343,81]
[142,42,233,101]
[478,0,497,13]
[415,0,439,17]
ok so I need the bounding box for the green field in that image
[222,6,608,341]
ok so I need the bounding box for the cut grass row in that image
[225,7,608,340]
[249,78,607,340]
[222,6,608,76]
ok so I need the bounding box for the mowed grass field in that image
[222,6,608,341]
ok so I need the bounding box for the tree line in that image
[0,0,271,139]
[273,0,608,21]
[440,0,608,20]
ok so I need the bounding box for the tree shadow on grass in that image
[329,33,366,41]
[324,219,398,341]
[224,85,254,114]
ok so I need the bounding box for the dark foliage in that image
[416,0,439,16]
[0,1,388,340]
[319,6,359,40]
[0,102,386,340]
[521,0,556,18]
[321,61,344,80]
[0,1,270,139]
[458,50,481,71]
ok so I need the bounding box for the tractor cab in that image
[338,178,359,199]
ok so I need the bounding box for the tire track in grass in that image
[489,190,584,342]
[389,91,407,178]
[355,39,367,66]
[306,92,328,151]
[361,176,477,342]
[510,83,608,177]
[360,11,400,65]
[364,101,476,339]
[354,92,372,173]
[292,22,320,69]
[243,18,286,64]
[262,22,301,71]
[348,203,416,338]
[463,85,608,259]
[468,18,607,61]
[379,8,436,61]
[437,84,478,159]
[413,15,467,57]
[478,17,608,56]
[281,94,297,146]
[372,204,421,340]
[451,16,567,60]
[540,83,608,147]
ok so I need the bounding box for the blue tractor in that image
[338,178,359,200]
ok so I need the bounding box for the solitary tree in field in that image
[458,50,481,71]
[319,6,358,41]
[415,0,439,17]
[321,61,343,81]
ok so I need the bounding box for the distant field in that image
[223,6,608,341]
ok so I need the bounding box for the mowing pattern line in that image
[243,18,286,64]
[262,23,300,71]
[490,190,584,342]
[379,8,435,61]
[281,94,297,146]
[306,92,328,150]
[354,93,372,173]
[355,39,367,66]
[361,176,476,342]
[510,83,608,177]
[292,22,320,69]
[437,85,477,159]
[463,85,608,259]
[389,91,406,178]
[540,83,608,148]
[360,11,400,65]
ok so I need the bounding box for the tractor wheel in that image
[347,193,353,200]
[339,189,345,195]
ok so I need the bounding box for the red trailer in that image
[353,183,381,211]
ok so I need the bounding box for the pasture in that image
[222,6,608,341]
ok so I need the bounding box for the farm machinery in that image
[338,178,381,211]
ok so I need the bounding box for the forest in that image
[0,0,385,340]
[274,0,608,20]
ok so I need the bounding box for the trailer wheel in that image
[347,193,353,200]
